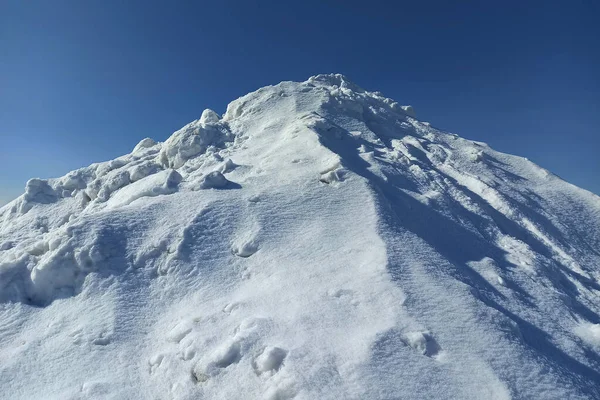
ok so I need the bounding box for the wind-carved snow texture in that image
[1,74,600,399]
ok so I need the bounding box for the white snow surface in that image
[1,74,600,399]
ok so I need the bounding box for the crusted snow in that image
[1,74,600,399]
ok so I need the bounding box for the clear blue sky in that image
[1,1,598,204]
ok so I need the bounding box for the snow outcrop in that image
[159,109,232,169]
[198,171,231,189]
[133,137,157,153]
[1,74,600,400]
[24,178,58,204]
[400,104,416,117]
[107,169,182,208]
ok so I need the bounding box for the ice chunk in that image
[132,138,157,153]
[96,170,131,202]
[219,159,238,174]
[199,109,220,125]
[159,119,232,169]
[59,171,86,191]
[129,161,161,182]
[199,171,231,189]
[24,178,57,204]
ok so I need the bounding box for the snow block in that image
[159,116,233,169]
[199,109,220,125]
[24,178,57,204]
[132,138,157,153]
[199,171,231,189]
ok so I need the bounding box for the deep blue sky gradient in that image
[1,0,598,204]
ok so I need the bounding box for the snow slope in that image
[1,74,600,399]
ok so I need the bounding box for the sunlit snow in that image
[1,74,599,399]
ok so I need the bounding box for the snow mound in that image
[21,179,58,212]
[198,171,232,189]
[1,74,600,399]
[133,137,157,153]
[160,109,232,169]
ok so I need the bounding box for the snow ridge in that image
[1,74,600,399]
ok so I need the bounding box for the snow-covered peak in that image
[308,73,365,91]
[1,75,599,399]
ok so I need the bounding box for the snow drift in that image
[1,74,600,399]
